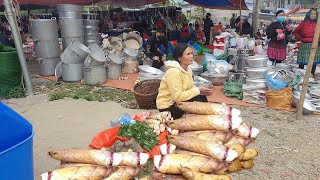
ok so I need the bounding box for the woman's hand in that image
[285,25,292,31]
[199,86,213,96]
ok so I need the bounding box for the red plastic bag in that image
[89,126,128,149]
[131,111,151,122]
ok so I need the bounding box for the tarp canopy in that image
[1,0,248,10]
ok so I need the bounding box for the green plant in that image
[4,86,26,99]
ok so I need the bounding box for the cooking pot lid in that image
[124,47,139,57]
[88,44,106,63]
[107,53,123,64]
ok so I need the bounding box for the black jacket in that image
[266,21,292,45]
[145,34,169,59]
[204,18,213,33]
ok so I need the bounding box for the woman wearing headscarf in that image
[156,44,213,119]
[266,10,292,65]
[293,8,319,76]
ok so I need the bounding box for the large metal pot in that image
[246,78,267,86]
[34,39,60,59]
[61,41,90,64]
[83,19,99,26]
[62,36,85,50]
[85,33,100,41]
[293,95,319,115]
[38,57,60,76]
[85,39,101,46]
[138,65,164,75]
[60,19,84,37]
[84,65,107,85]
[84,26,99,34]
[57,4,83,12]
[86,44,106,66]
[62,62,84,82]
[246,67,268,79]
[30,19,59,40]
[106,63,122,80]
[57,4,83,19]
[246,55,268,68]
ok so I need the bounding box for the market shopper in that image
[145,28,169,69]
[293,8,319,76]
[156,44,213,119]
[266,10,292,65]
[204,13,213,45]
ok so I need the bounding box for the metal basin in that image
[293,95,319,115]
[201,73,228,86]
[138,65,164,75]
[246,67,268,79]
[246,55,268,68]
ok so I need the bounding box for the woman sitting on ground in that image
[156,44,213,119]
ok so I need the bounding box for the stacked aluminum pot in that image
[245,55,268,87]
[30,19,60,76]
[57,4,84,50]
[83,19,101,46]
[83,44,107,85]
[60,41,91,82]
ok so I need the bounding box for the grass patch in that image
[4,86,26,99]
[48,83,135,103]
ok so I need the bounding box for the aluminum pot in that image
[293,95,319,115]
[57,4,83,12]
[246,55,268,68]
[138,65,164,75]
[86,44,106,66]
[38,57,60,76]
[62,36,85,50]
[34,39,60,59]
[62,62,84,82]
[30,19,59,40]
[84,65,107,85]
[246,78,267,86]
[60,19,84,37]
[246,67,268,79]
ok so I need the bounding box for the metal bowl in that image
[201,73,228,86]
[293,95,317,115]
[138,65,164,75]
[246,78,267,86]
[246,55,268,68]
[246,67,268,79]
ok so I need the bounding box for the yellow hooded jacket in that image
[156,61,200,109]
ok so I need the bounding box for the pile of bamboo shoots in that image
[151,102,260,180]
[41,149,149,180]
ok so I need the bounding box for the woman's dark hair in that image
[276,10,285,17]
[206,13,211,19]
[172,43,189,62]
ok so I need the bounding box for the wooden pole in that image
[239,0,242,35]
[297,8,320,119]
[253,0,259,35]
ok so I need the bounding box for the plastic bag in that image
[266,87,292,110]
[266,74,288,90]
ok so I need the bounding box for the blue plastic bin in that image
[0,102,33,152]
[0,131,34,180]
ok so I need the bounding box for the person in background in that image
[204,13,213,45]
[180,20,190,43]
[255,28,266,40]
[242,18,251,35]
[230,13,236,29]
[266,10,292,65]
[145,28,169,69]
[156,44,213,119]
[0,27,9,46]
[293,8,320,76]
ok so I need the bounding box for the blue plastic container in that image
[0,102,33,152]
[0,131,34,180]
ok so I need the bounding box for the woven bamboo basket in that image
[133,79,161,109]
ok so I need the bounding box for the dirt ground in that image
[3,92,320,180]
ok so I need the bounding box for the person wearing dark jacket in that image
[204,13,213,45]
[266,10,292,65]
[145,28,169,69]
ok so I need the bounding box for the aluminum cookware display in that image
[201,73,228,86]
[246,67,268,79]
[246,78,267,86]
[246,55,268,68]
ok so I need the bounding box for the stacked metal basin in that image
[30,19,60,76]
[83,19,101,46]
[245,55,268,87]
[57,4,84,49]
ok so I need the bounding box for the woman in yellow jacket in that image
[156,44,213,119]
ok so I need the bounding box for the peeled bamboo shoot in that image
[176,102,241,116]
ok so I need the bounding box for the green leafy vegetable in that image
[118,121,159,151]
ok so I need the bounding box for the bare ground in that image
[3,80,320,180]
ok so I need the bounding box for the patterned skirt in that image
[297,42,320,64]
[267,41,287,61]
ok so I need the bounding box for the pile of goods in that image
[42,102,259,180]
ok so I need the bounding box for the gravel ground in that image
[4,79,320,180]
[231,105,320,180]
